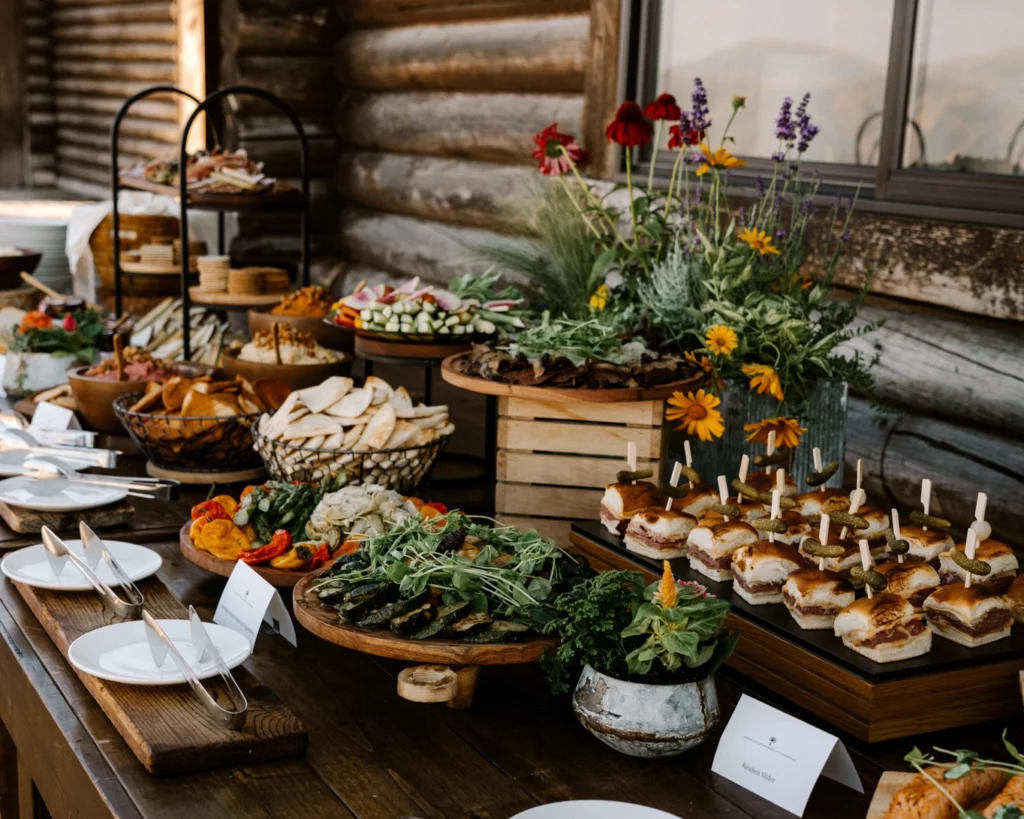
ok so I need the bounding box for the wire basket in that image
[253,427,451,492]
[113,393,264,471]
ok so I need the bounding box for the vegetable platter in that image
[181,480,449,587]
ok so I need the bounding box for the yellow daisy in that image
[743,416,807,449]
[589,284,609,311]
[742,363,784,401]
[738,226,782,256]
[656,560,678,609]
[695,144,747,177]
[665,389,725,442]
[705,324,738,356]
[684,350,714,374]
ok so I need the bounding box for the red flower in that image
[61,313,77,332]
[644,93,681,122]
[531,123,588,176]
[668,123,706,149]
[605,102,654,148]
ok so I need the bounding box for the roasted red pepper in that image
[425,501,448,514]
[191,500,229,521]
[240,529,292,565]
[307,542,332,570]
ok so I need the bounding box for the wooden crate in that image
[494,397,665,545]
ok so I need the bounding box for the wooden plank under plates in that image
[13,576,306,775]
[569,521,1024,743]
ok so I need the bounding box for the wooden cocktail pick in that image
[768,488,781,543]
[892,508,904,564]
[858,539,875,599]
[971,492,991,544]
[665,461,682,512]
[964,528,979,590]
[113,331,125,382]
[272,321,283,366]
[775,468,786,499]
[840,488,865,540]
[813,447,824,495]
[736,454,750,506]
[817,515,829,571]
[623,441,638,484]
[764,431,776,474]
[717,475,730,523]
[920,479,932,531]
[683,441,694,490]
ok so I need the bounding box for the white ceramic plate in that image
[1,540,162,591]
[512,803,681,819]
[68,619,250,685]
[0,475,127,512]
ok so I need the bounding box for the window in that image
[624,0,1024,225]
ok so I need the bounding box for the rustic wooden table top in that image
[0,471,1019,818]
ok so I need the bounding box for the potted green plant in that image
[542,563,738,758]
[3,307,103,397]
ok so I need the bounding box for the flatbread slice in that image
[356,403,396,450]
[364,376,393,406]
[389,385,413,410]
[278,413,342,440]
[324,387,372,419]
[394,404,449,419]
[298,377,353,414]
[383,420,420,450]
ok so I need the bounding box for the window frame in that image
[621,0,1024,228]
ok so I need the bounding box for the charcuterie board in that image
[179,522,305,588]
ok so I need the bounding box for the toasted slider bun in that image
[782,569,855,630]
[983,775,1024,818]
[796,536,885,582]
[938,539,1018,591]
[674,486,719,518]
[886,765,1008,819]
[686,520,758,581]
[731,541,802,605]
[924,583,1013,648]
[874,560,940,610]
[793,488,849,521]
[1004,574,1024,623]
[899,525,954,564]
[744,470,797,497]
[758,509,811,546]
[856,505,890,541]
[623,507,697,559]
[833,593,932,663]
[600,481,662,534]
[700,502,769,526]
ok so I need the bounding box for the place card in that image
[711,695,862,816]
[213,561,297,650]
[31,401,82,431]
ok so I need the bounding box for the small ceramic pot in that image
[2,352,80,398]
[572,665,720,758]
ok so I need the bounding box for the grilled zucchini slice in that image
[356,591,428,629]
[447,611,491,635]
[461,620,531,643]
[390,603,434,635]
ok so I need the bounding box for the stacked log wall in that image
[25,0,57,187]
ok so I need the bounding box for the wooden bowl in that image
[248,308,353,352]
[0,249,42,289]
[219,347,352,390]
[67,362,214,434]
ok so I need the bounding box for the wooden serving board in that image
[179,522,304,588]
[355,335,471,362]
[866,772,913,819]
[188,287,288,308]
[292,572,556,665]
[570,521,1024,743]
[0,498,135,534]
[12,575,306,775]
[440,352,706,403]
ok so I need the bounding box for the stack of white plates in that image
[0,218,71,293]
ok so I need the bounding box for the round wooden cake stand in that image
[293,571,556,708]
[355,335,471,362]
[146,462,266,485]
[440,352,706,403]
[179,522,304,588]
[188,287,287,309]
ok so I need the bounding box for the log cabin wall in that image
[331,0,1024,544]
[25,0,57,188]
[219,0,338,266]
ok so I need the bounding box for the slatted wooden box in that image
[494,396,665,545]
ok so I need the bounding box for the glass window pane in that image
[902,0,1024,176]
[654,1,894,165]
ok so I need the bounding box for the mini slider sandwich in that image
[686,518,759,582]
[938,539,1018,593]
[833,593,931,663]
[730,541,802,605]
[743,470,797,497]
[923,583,1013,647]
[623,507,696,560]
[600,481,662,536]
[848,505,890,543]
[796,537,886,586]
[792,488,850,522]
[874,560,940,610]
[895,525,955,566]
[1004,575,1024,624]
[782,569,855,630]
[757,509,811,546]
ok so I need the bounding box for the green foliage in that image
[621,578,737,677]
[501,313,645,368]
[10,308,104,362]
[447,268,522,303]
[474,185,607,320]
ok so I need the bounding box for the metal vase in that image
[666,380,848,490]
[572,665,720,758]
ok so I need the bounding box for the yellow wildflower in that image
[684,351,714,374]
[742,363,784,401]
[705,324,738,356]
[738,227,782,256]
[656,560,678,608]
[695,143,747,177]
[743,416,807,449]
[665,389,725,442]
[589,284,609,311]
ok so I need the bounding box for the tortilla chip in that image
[162,377,192,412]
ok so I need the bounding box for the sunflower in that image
[656,560,678,608]
[695,144,747,177]
[589,284,609,311]
[704,324,738,356]
[665,389,725,442]
[738,226,782,256]
[743,416,807,449]
[742,363,784,401]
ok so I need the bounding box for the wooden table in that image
[0,488,1019,817]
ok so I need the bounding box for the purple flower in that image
[775,229,788,240]
[841,227,852,241]
[690,78,711,135]
[755,175,765,195]
[775,96,795,142]
[772,194,783,217]
[799,197,813,217]
[736,207,747,226]
[771,151,786,163]
[795,93,819,153]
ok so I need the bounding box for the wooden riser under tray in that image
[12,574,306,775]
[569,521,1024,743]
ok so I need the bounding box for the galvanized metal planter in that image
[666,380,848,490]
[572,665,720,758]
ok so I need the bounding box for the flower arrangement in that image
[10,307,104,361]
[540,561,737,693]
[511,80,878,447]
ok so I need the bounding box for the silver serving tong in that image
[0,410,98,448]
[143,606,248,730]
[0,428,118,469]
[23,455,180,501]
[40,523,145,622]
